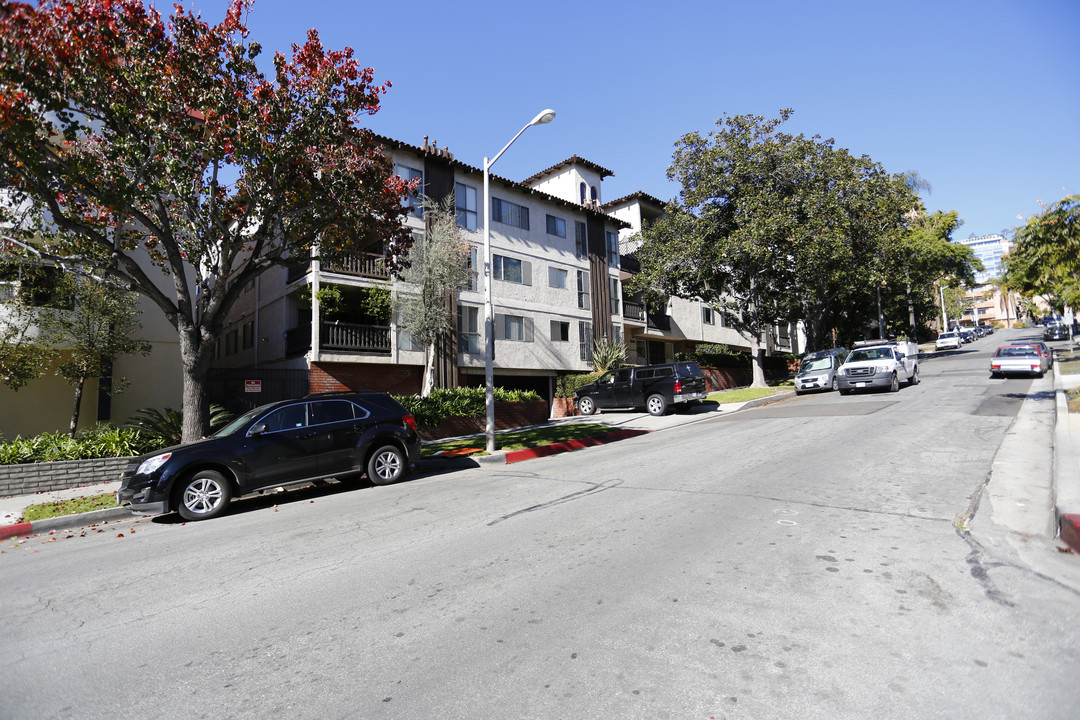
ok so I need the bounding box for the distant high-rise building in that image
[954,233,1010,283]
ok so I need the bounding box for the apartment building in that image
[209,138,628,408]
[210,135,795,412]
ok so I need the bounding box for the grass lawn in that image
[706,379,794,404]
[1058,356,1080,375]
[424,423,615,456]
[21,492,119,522]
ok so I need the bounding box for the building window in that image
[495,314,533,342]
[395,164,424,217]
[242,321,254,349]
[457,305,481,355]
[466,246,479,291]
[609,278,620,315]
[551,320,570,342]
[575,222,587,259]
[493,254,531,284]
[606,231,620,268]
[549,266,568,289]
[546,214,566,238]
[579,182,587,204]
[590,186,598,202]
[491,197,529,230]
[702,306,715,325]
[579,321,593,361]
[577,269,590,309]
[455,182,478,231]
[225,329,238,356]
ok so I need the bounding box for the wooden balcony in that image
[285,322,392,356]
[286,252,390,284]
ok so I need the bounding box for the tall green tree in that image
[40,274,151,435]
[0,0,413,441]
[632,111,919,383]
[394,196,472,396]
[1005,195,1080,310]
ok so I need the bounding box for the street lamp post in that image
[483,109,556,453]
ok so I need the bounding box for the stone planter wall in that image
[0,457,132,499]
[418,401,549,441]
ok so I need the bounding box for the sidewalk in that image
[1053,361,1080,552]
[0,395,775,540]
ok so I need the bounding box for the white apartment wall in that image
[528,166,605,207]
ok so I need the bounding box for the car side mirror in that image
[249,423,267,436]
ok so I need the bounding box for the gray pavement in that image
[3,361,1079,557]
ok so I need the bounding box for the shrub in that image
[555,372,603,398]
[393,386,542,429]
[0,424,158,465]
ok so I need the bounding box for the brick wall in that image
[418,401,549,441]
[0,457,132,499]
[310,362,423,396]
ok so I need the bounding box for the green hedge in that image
[0,425,160,466]
[555,372,603,398]
[677,344,796,374]
[393,386,543,429]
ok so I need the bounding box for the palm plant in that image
[591,337,627,373]
[124,404,233,447]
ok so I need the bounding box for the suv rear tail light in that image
[403,413,417,431]
[673,380,682,394]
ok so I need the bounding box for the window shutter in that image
[524,317,534,342]
[494,313,505,340]
[522,261,532,286]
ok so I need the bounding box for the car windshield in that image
[939,333,956,339]
[800,357,833,372]
[997,347,1036,357]
[210,405,269,438]
[848,348,891,363]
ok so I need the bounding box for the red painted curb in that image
[505,429,650,464]
[1060,514,1080,555]
[0,522,34,541]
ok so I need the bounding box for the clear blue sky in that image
[188,0,1078,239]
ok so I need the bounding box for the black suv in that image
[575,362,708,416]
[117,392,421,521]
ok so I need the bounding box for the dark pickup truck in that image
[575,362,709,416]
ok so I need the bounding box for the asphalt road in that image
[2,328,1078,719]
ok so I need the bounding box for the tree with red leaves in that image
[0,0,413,441]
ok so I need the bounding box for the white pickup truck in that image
[836,340,920,394]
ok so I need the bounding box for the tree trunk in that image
[749,334,768,388]
[421,343,435,397]
[69,376,85,436]
[178,325,213,443]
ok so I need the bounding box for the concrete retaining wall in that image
[0,457,131,499]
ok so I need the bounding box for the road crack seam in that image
[487,479,623,526]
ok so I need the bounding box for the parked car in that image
[836,340,919,394]
[794,348,848,394]
[117,392,421,521]
[575,362,708,416]
[979,324,994,335]
[1029,341,1056,369]
[990,345,1049,378]
[935,331,962,351]
[1044,322,1069,341]
[959,328,977,343]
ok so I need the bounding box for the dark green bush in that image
[0,424,160,465]
[555,372,603,398]
[393,386,543,429]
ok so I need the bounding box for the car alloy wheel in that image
[368,445,406,486]
[177,470,232,521]
[578,397,596,416]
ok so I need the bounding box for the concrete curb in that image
[1053,362,1080,553]
[0,506,134,541]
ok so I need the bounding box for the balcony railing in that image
[285,322,392,356]
[623,300,645,322]
[286,252,390,284]
[323,253,388,279]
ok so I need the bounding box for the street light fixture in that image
[483,109,556,453]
